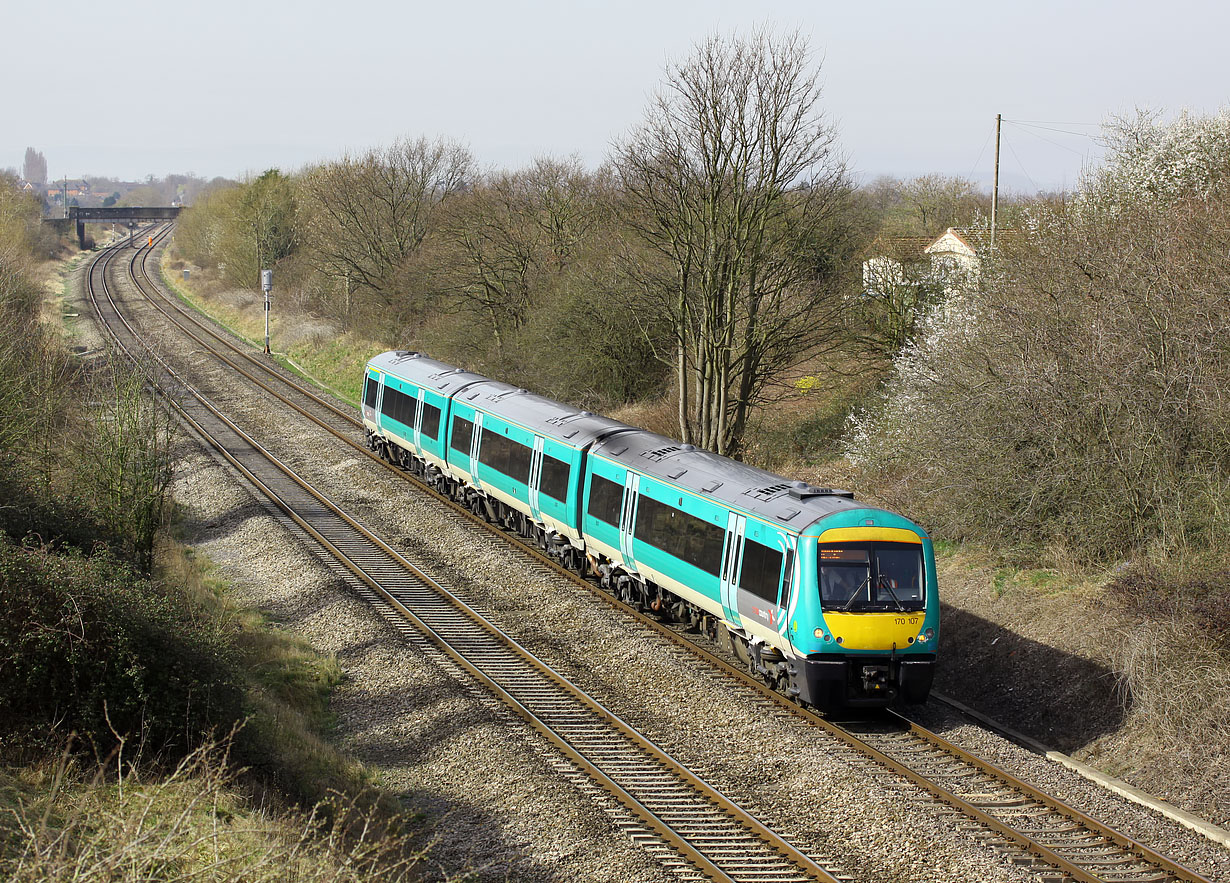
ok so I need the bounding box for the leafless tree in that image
[423,157,601,354]
[301,137,471,314]
[614,28,855,457]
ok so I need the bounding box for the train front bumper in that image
[794,653,936,708]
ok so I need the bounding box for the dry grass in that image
[0,738,429,883]
[1093,620,1230,824]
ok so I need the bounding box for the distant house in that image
[862,227,983,298]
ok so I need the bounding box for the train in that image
[361,350,938,708]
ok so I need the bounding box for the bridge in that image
[44,205,182,248]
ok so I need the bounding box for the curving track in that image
[85,232,849,883]
[90,229,1216,883]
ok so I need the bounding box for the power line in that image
[1003,119,1091,157]
[1009,118,1100,128]
[966,128,994,180]
[1004,138,1040,192]
[1005,119,1100,140]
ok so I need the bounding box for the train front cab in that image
[789,511,938,708]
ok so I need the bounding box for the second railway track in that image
[90,230,1219,883]
[87,233,851,883]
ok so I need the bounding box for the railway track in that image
[86,234,850,883]
[101,231,1215,883]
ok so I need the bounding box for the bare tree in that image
[301,137,471,314]
[614,28,855,457]
[423,157,600,354]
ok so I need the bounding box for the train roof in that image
[591,428,863,532]
[368,351,633,450]
[457,380,635,450]
[368,351,490,397]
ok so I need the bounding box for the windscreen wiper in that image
[878,576,907,612]
[840,575,873,611]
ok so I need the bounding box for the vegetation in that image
[158,28,1230,820]
[0,175,438,881]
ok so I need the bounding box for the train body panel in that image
[362,351,939,708]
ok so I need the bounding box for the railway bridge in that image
[44,205,181,248]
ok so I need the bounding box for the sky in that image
[6,0,1229,194]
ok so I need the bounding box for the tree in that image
[22,148,46,185]
[865,174,987,238]
[614,28,855,457]
[239,169,297,279]
[846,109,1230,561]
[301,137,471,315]
[423,157,600,355]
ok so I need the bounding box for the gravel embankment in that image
[82,254,1230,882]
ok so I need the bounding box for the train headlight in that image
[813,628,833,642]
[918,627,934,643]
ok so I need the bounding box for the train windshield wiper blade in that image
[841,574,872,611]
[878,576,907,612]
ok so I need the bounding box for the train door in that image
[470,411,484,491]
[719,513,746,625]
[618,472,640,572]
[411,387,424,451]
[528,437,544,523]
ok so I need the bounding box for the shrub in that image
[0,538,243,759]
[846,111,1230,564]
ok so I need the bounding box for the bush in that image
[846,111,1230,564]
[0,537,243,759]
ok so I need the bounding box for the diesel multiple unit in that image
[362,350,938,707]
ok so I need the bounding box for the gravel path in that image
[78,246,1230,882]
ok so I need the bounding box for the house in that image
[862,227,983,298]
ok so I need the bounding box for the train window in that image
[450,416,473,455]
[381,387,416,428]
[818,542,924,611]
[634,495,724,577]
[507,439,532,483]
[363,375,380,408]
[421,402,441,440]
[479,428,531,483]
[540,453,570,502]
[479,428,505,471]
[740,539,784,603]
[587,475,623,526]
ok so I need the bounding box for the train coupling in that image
[860,664,894,697]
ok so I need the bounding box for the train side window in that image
[363,376,380,408]
[739,538,784,602]
[450,416,473,455]
[479,428,507,472]
[587,474,623,525]
[421,402,441,440]
[478,429,531,483]
[539,453,570,502]
[507,439,532,483]
[634,495,724,577]
[381,387,413,427]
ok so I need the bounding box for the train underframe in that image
[368,430,934,709]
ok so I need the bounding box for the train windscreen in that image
[818,541,924,612]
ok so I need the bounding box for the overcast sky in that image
[7,0,1228,193]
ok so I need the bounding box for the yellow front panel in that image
[823,611,924,650]
[816,526,922,544]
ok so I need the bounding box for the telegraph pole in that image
[261,269,273,354]
[990,113,1002,255]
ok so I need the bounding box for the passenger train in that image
[362,350,938,708]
